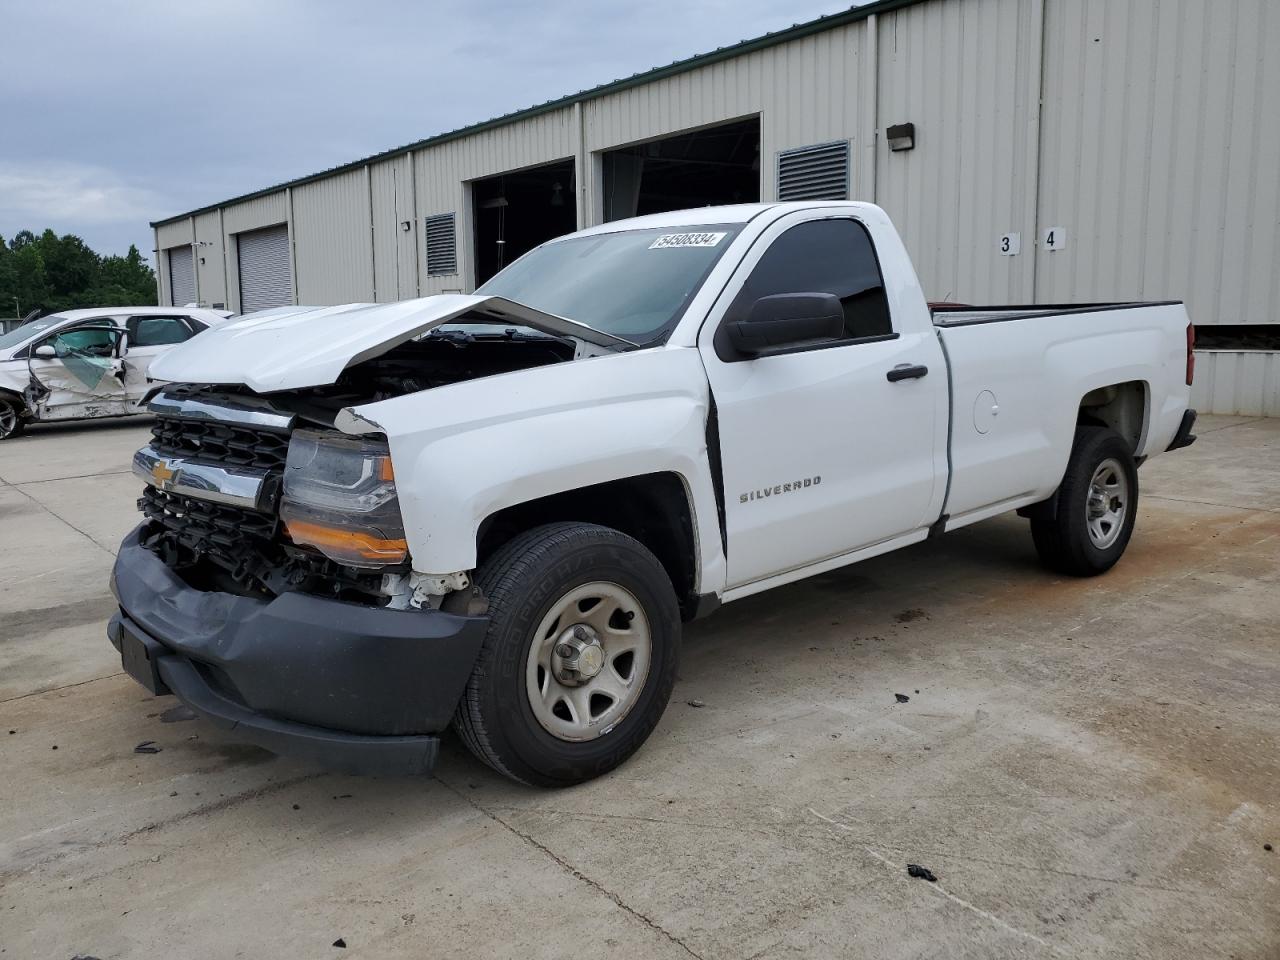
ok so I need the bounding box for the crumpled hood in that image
[148,294,635,393]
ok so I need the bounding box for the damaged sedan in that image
[0,306,230,439]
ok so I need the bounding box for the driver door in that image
[697,211,947,592]
[27,322,132,420]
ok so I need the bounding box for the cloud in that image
[0,162,170,226]
[1,1,855,255]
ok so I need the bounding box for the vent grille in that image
[424,213,457,276]
[150,417,290,472]
[777,141,851,202]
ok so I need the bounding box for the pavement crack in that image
[17,469,134,485]
[440,779,705,959]
[1194,417,1264,435]
[811,809,1063,953]
[6,482,119,557]
[0,670,124,705]
[0,772,325,883]
[1146,493,1279,514]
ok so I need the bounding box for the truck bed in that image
[931,301,1183,327]
[929,298,1193,532]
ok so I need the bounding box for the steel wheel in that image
[525,581,652,742]
[1085,457,1128,549]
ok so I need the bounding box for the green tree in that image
[38,230,100,307]
[0,230,156,316]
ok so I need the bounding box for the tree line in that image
[0,230,157,317]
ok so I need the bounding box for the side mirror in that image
[33,344,57,359]
[723,293,845,358]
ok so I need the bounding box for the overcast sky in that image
[1,0,854,259]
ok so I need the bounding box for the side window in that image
[731,218,892,343]
[127,316,194,347]
[48,320,119,358]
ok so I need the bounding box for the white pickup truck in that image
[109,201,1197,786]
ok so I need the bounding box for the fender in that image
[336,347,728,594]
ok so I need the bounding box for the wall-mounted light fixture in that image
[401,221,411,232]
[887,122,916,152]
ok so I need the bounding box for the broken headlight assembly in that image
[280,430,408,569]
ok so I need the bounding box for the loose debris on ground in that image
[906,864,938,882]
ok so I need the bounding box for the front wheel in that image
[453,522,681,786]
[1030,425,1138,576]
[0,396,26,440]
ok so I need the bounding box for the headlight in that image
[280,430,408,568]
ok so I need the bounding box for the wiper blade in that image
[425,328,475,345]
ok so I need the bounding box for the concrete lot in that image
[1,414,1277,959]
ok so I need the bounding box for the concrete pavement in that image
[1,414,1277,959]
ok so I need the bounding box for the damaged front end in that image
[109,295,633,774]
[134,321,577,608]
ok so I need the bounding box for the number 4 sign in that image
[1042,227,1068,251]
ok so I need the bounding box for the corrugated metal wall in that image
[580,21,871,203]
[153,0,1280,370]
[1036,0,1280,325]
[291,169,375,304]
[193,211,225,308]
[875,0,1043,304]
[1193,351,1280,417]
[370,155,418,301]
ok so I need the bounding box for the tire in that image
[453,521,681,787]
[1030,425,1138,577]
[0,395,26,440]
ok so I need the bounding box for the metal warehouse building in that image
[152,0,1280,415]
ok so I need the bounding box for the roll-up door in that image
[237,225,292,313]
[168,246,195,306]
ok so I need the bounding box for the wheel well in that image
[476,472,700,618]
[1078,381,1147,452]
[0,388,28,411]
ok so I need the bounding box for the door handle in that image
[886,363,929,382]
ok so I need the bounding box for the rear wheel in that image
[453,522,680,786]
[1030,425,1138,576]
[0,396,26,440]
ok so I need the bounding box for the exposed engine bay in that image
[137,328,576,603]
[270,328,575,426]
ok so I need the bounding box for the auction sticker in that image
[649,232,727,249]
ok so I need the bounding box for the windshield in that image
[0,315,65,350]
[475,224,743,344]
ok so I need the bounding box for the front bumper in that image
[108,527,487,776]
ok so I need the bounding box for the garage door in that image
[237,225,292,313]
[168,246,195,306]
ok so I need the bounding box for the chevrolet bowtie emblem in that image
[151,461,177,487]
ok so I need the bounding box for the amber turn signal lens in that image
[284,519,408,564]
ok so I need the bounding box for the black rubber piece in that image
[1166,408,1198,451]
[453,522,681,787]
[1030,426,1139,577]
